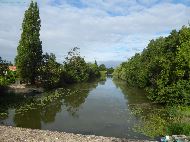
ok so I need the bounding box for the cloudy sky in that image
[0,0,190,67]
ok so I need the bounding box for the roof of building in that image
[9,66,16,71]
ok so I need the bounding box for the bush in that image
[63,47,101,83]
[40,53,63,88]
[113,26,190,105]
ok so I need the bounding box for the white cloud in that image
[0,0,190,66]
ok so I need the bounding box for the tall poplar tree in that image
[15,1,42,84]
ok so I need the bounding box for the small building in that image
[9,66,17,71]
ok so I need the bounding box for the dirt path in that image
[0,126,156,142]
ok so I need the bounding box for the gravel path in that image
[0,126,156,142]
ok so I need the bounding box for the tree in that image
[88,62,100,79]
[0,57,9,90]
[63,47,89,83]
[113,25,190,105]
[0,57,8,76]
[99,64,106,71]
[15,1,42,84]
[107,67,114,75]
[40,53,62,88]
[95,60,98,66]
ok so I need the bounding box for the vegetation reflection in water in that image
[0,78,143,139]
[113,79,190,138]
[1,78,190,139]
[0,79,100,128]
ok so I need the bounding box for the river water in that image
[0,77,164,140]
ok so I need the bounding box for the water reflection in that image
[112,79,167,138]
[13,90,64,128]
[0,93,27,120]
[1,79,100,129]
[112,79,149,105]
[112,79,190,138]
[1,78,178,139]
[98,80,106,85]
[61,80,99,117]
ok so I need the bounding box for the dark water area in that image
[0,77,164,140]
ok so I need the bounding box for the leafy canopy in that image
[113,25,190,105]
[15,1,42,84]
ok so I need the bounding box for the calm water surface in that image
[0,77,157,140]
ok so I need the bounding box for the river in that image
[0,77,172,140]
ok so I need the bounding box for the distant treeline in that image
[113,25,190,105]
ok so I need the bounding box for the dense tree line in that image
[12,1,103,89]
[113,26,190,105]
[1,1,111,90]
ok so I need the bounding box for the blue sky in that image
[0,0,190,67]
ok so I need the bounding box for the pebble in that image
[0,126,158,142]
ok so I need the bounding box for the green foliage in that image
[62,48,102,83]
[5,70,17,84]
[100,71,107,81]
[0,57,8,76]
[107,67,114,75]
[88,62,100,79]
[114,78,190,137]
[99,64,106,71]
[40,49,101,87]
[0,76,8,89]
[166,106,190,136]
[135,114,167,137]
[40,53,63,88]
[167,123,190,135]
[15,1,42,84]
[130,104,190,138]
[113,25,190,104]
[0,57,9,90]
[3,1,102,87]
[63,47,90,83]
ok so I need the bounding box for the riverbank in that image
[7,84,44,94]
[0,126,156,142]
